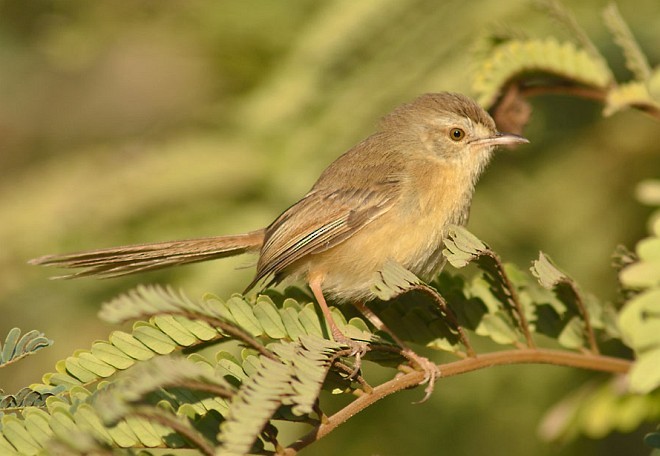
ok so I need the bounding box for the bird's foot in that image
[335,335,370,378]
[399,349,440,403]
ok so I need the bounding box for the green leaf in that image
[637,238,660,261]
[217,353,248,383]
[298,303,324,338]
[557,317,585,350]
[279,307,306,341]
[628,348,660,394]
[477,313,519,345]
[76,352,116,378]
[124,416,163,448]
[618,289,660,352]
[605,81,660,117]
[91,341,135,370]
[473,37,612,108]
[72,403,114,446]
[0,414,41,455]
[645,429,660,449]
[226,296,263,337]
[1,328,21,364]
[0,327,53,365]
[531,252,567,289]
[620,259,660,289]
[602,3,651,81]
[132,323,177,355]
[531,252,599,350]
[443,225,489,268]
[371,260,422,300]
[636,179,660,206]
[64,357,98,383]
[22,408,53,447]
[253,297,287,339]
[105,419,140,447]
[152,315,198,347]
[109,331,155,361]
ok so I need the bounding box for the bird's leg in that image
[308,274,369,375]
[352,301,439,402]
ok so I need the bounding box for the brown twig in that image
[561,282,600,355]
[286,348,631,453]
[518,83,608,103]
[517,81,660,121]
[332,360,373,394]
[496,260,535,348]
[478,250,536,349]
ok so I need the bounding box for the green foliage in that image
[618,180,660,394]
[0,329,53,370]
[0,287,377,454]
[539,377,660,442]
[473,0,660,120]
[474,37,612,107]
[0,226,656,453]
[602,3,652,81]
[2,1,660,454]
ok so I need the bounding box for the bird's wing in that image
[247,180,400,290]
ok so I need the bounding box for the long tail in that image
[29,229,265,279]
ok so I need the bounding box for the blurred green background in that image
[1,0,659,454]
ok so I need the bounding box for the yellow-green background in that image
[1,0,659,454]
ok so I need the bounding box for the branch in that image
[517,82,660,121]
[286,348,631,453]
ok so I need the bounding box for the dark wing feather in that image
[246,183,399,291]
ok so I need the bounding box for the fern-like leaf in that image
[604,81,660,116]
[371,259,423,301]
[618,193,660,393]
[534,0,604,65]
[602,3,651,81]
[217,335,341,455]
[443,225,532,345]
[473,37,613,108]
[0,329,53,368]
[531,253,600,353]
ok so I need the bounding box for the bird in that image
[31,92,528,395]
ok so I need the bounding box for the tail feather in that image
[29,230,265,279]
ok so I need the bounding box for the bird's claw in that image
[402,350,440,404]
[337,337,370,378]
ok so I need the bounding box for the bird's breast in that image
[304,157,476,302]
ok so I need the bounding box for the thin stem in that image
[493,258,536,348]
[519,82,660,121]
[565,283,600,354]
[173,310,279,361]
[519,82,608,102]
[332,360,373,394]
[408,284,476,356]
[134,409,215,456]
[286,348,631,453]
[174,379,235,399]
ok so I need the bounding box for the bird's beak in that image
[470,132,529,147]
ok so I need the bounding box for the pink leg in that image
[308,273,348,342]
[308,273,369,375]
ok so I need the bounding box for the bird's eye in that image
[449,128,465,141]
